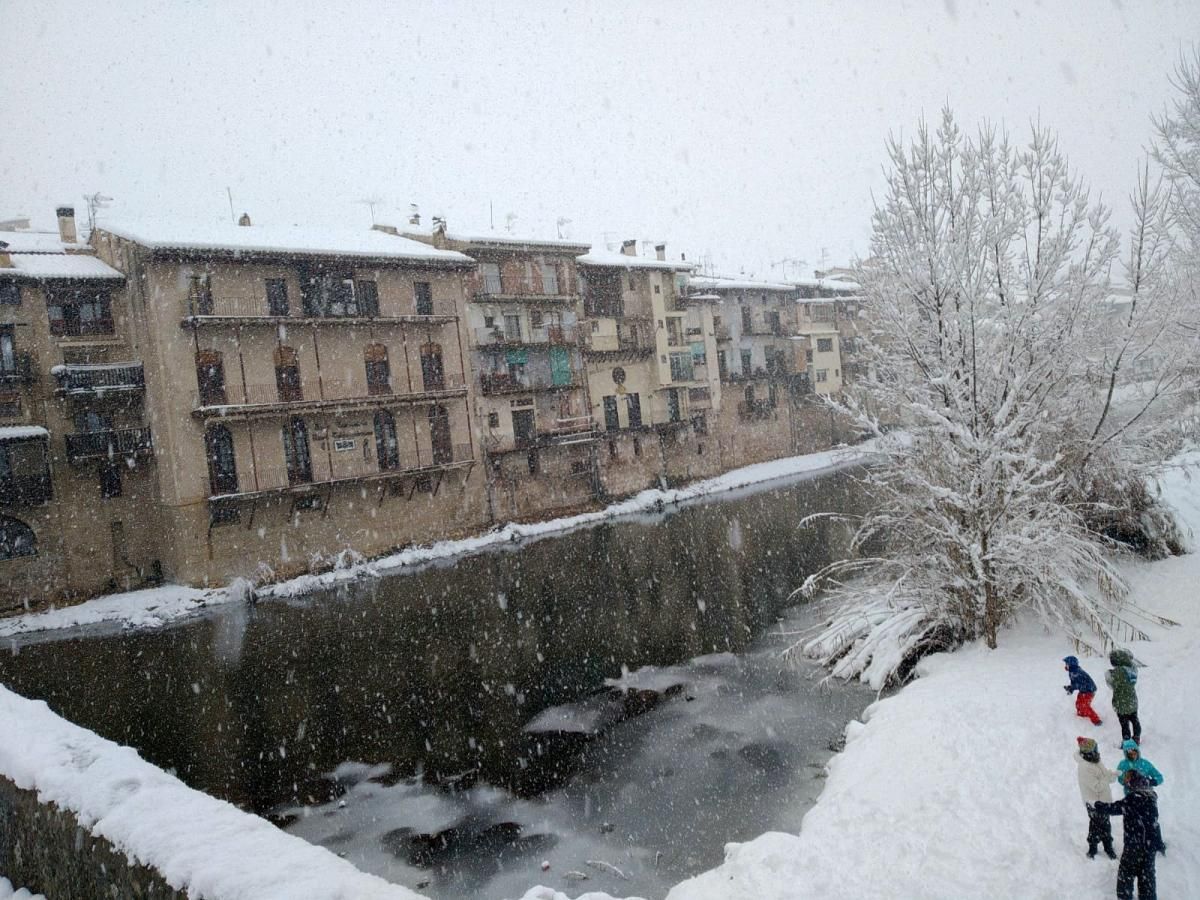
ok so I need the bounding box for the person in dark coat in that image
[1095,770,1160,900]
[1063,656,1103,725]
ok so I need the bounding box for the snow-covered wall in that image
[0,686,426,900]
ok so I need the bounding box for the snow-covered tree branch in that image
[794,108,1199,689]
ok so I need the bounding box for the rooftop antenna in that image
[83,192,113,234]
[556,217,571,239]
[226,187,236,224]
[489,200,494,231]
[357,197,383,225]
[504,212,518,234]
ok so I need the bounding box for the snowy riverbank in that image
[519,461,1200,900]
[0,445,867,642]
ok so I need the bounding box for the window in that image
[0,515,36,560]
[196,350,227,406]
[806,349,814,363]
[816,369,829,383]
[0,393,20,418]
[540,260,560,295]
[487,410,500,428]
[420,342,445,391]
[189,274,213,315]
[667,388,682,422]
[603,395,620,431]
[429,404,452,464]
[99,461,123,498]
[74,409,113,433]
[766,310,781,334]
[301,273,374,317]
[355,280,379,316]
[365,344,391,395]
[666,317,683,346]
[275,346,302,402]
[530,309,544,329]
[669,352,694,382]
[46,287,113,336]
[414,281,433,316]
[0,438,52,505]
[817,337,834,353]
[741,307,752,332]
[205,425,238,495]
[374,410,400,471]
[740,349,752,376]
[626,392,642,428]
[717,350,728,381]
[691,341,707,366]
[654,284,661,294]
[503,314,521,342]
[266,278,289,316]
[282,417,313,485]
[527,448,540,475]
[480,262,503,294]
[0,282,19,306]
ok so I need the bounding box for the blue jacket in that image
[1063,656,1097,694]
[1117,742,1163,794]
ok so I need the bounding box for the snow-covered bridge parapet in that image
[0,686,426,900]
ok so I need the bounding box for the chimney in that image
[0,241,11,269]
[238,212,252,227]
[409,206,421,226]
[621,239,637,257]
[654,243,666,261]
[56,206,77,244]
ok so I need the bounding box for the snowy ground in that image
[0,445,867,642]
[520,461,1200,900]
[0,878,44,900]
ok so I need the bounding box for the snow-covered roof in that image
[689,274,795,292]
[0,425,49,441]
[0,230,87,254]
[576,248,693,271]
[402,224,590,252]
[96,219,473,265]
[0,254,123,280]
[793,276,862,292]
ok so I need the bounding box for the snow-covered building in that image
[85,215,485,589]
[0,208,160,609]
[403,217,599,519]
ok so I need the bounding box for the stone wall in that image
[0,776,182,900]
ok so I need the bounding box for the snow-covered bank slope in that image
[653,469,1200,900]
[0,446,866,641]
[0,687,423,900]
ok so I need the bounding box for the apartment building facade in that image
[87,218,485,587]
[0,209,162,609]
[403,221,597,520]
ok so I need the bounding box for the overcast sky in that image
[2,1,1197,278]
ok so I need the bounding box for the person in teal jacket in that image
[1117,740,1166,855]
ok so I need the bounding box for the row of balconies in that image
[194,373,469,416]
[0,427,154,508]
[478,372,581,396]
[473,324,577,347]
[184,293,459,322]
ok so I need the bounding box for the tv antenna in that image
[357,197,384,225]
[83,192,114,234]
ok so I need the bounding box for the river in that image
[0,463,874,899]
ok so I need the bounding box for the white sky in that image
[2,0,1197,278]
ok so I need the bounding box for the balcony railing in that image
[485,416,596,454]
[193,374,468,414]
[474,324,578,347]
[185,294,459,321]
[208,442,475,504]
[0,474,53,506]
[0,353,35,384]
[65,427,153,463]
[478,372,580,395]
[713,325,732,342]
[472,286,578,304]
[55,362,144,394]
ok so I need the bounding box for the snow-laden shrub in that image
[793,108,1199,686]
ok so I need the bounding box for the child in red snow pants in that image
[1076,691,1103,725]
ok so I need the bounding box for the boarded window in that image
[365,343,391,395]
[196,350,227,406]
[205,425,238,496]
[274,346,302,402]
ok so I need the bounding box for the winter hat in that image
[1076,737,1098,755]
[1063,656,1079,667]
[1122,739,1140,753]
